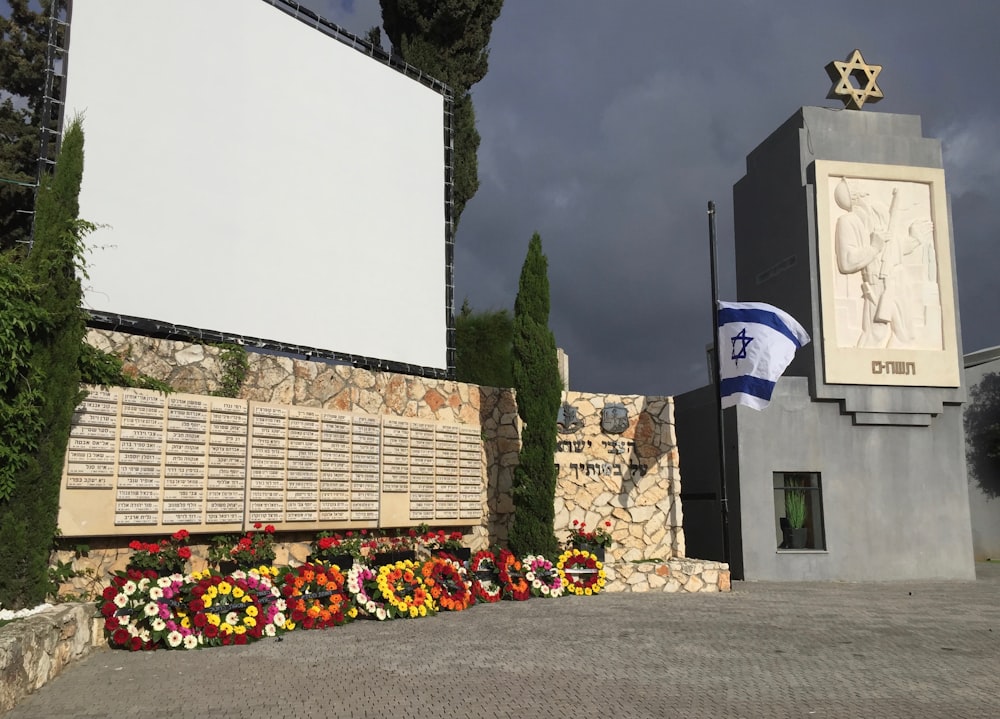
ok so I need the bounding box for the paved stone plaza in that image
[5,564,999,719]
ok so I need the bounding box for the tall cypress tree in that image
[0,116,87,609]
[509,233,561,557]
[377,0,503,230]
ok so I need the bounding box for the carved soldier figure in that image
[833,178,930,348]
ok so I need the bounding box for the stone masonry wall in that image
[84,329,510,549]
[554,391,684,562]
[52,331,724,597]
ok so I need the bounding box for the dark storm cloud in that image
[318,0,1000,396]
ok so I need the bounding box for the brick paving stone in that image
[4,563,999,719]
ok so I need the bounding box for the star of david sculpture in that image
[825,49,883,110]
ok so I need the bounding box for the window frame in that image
[773,471,826,551]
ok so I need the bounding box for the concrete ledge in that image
[0,603,105,715]
[604,557,730,593]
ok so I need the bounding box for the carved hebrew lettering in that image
[628,463,649,478]
[601,439,633,454]
[871,359,917,376]
[557,439,592,453]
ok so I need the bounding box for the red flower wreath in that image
[497,549,530,601]
[469,550,502,603]
[420,556,473,611]
[280,561,352,630]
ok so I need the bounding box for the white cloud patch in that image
[939,117,1000,198]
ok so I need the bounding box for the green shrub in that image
[78,342,173,393]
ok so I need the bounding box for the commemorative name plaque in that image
[117,489,159,500]
[58,387,485,536]
[457,427,482,520]
[116,389,164,530]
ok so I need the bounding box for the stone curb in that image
[0,603,105,715]
[604,558,730,593]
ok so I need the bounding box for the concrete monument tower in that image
[679,51,974,581]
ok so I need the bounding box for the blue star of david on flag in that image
[730,328,753,364]
[717,301,810,410]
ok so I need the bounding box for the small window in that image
[774,472,825,551]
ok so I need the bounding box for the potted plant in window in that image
[784,484,808,549]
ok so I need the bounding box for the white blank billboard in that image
[64,0,449,372]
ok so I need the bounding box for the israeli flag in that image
[717,301,810,410]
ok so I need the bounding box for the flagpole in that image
[707,201,731,566]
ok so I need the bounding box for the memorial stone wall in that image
[59,386,484,536]
[63,330,683,563]
[78,330,512,547]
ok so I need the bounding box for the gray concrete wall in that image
[724,107,973,581]
[674,386,726,564]
[735,378,974,581]
[968,482,1000,561]
[674,384,745,578]
[965,351,1000,560]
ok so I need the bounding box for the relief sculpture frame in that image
[814,160,959,387]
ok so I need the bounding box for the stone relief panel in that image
[830,176,940,350]
[815,160,960,387]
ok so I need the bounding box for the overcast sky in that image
[308,3,995,396]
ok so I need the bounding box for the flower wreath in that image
[557,549,607,596]
[521,555,565,598]
[420,556,473,611]
[183,569,287,645]
[469,550,502,603]
[376,560,436,619]
[100,569,195,651]
[346,563,391,620]
[280,562,356,630]
[212,566,287,629]
[497,549,530,601]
